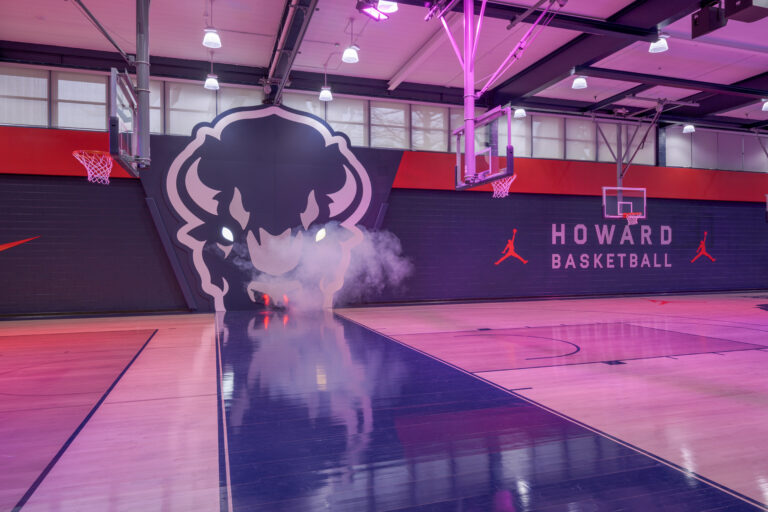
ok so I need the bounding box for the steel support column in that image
[136,0,150,167]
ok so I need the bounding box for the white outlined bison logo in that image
[165,106,372,311]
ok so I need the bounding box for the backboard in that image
[603,187,646,220]
[109,68,140,176]
[454,106,514,191]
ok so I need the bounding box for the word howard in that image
[551,223,672,270]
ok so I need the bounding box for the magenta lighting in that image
[356,1,389,21]
[377,0,398,13]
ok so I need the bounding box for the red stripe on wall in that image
[2,127,765,201]
[0,127,135,179]
[393,151,768,202]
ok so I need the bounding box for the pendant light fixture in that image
[342,19,360,64]
[319,66,332,101]
[204,52,219,90]
[202,0,222,48]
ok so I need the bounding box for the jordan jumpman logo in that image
[691,231,715,263]
[495,229,528,265]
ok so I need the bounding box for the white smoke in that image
[336,226,413,305]
[211,223,412,311]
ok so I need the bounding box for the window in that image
[449,107,488,154]
[532,115,564,159]
[371,101,409,149]
[53,71,107,130]
[498,114,531,158]
[664,126,692,168]
[716,132,743,171]
[327,96,367,147]
[149,80,163,134]
[0,65,48,127]
[218,86,263,113]
[744,135,768,173]
[166,81,216,136]
[565,118,595,161]
[599,123,656,166]
[282,92,324,118]
[411,104,448,152]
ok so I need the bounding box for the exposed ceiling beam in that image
[746,118,768,130]
[387,12,461,91]
[575,66,768,99]
[649,71,768,119]
[264,0,318,104]
[0,40,269,83]
[0,41,761,133]
[287,70,471,105]
[584,84,654,112]
[489,0,701,106]
[0,40,475,107]
[396,1,658,41]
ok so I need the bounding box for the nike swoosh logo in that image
[0,236,40,253]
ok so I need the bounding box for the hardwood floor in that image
[338,292,768,509]
[3,294,767,511]
[0,314,220,512]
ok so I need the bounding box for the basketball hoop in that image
[491,175,517,199]
[72,150,113,185]
[623,212,641,225]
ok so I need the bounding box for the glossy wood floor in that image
[2,293,767,511]
[0,314,220,512]
[338,292,768,510]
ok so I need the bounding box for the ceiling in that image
[1,0,767,132]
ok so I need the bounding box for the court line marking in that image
[337,315,768,511]
[474,346,768,373]
[367,319,767,373]
[12,329,158,512]
[214,316,234,512]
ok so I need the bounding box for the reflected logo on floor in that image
[494,229,528,266]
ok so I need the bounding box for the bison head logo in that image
[165,106,372,311]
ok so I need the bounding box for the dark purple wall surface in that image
[374,189,768,303]
[0,175,187,316]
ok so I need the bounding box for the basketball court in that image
[2,0,768,511]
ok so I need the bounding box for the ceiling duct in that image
[692,4,727,38]
[725,0,768,22]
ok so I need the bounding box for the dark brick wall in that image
[0,175,187,315]
[376,189,768,302]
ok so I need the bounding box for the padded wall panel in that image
[0,175,187,315]
[375,189,768,303]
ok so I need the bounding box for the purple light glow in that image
[361,6,388,20]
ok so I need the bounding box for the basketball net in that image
[623,212,641,225]
[72,150,113,185]
[491,175,517,199]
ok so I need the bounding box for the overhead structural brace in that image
[424,0,567,180]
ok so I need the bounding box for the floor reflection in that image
[216,311,760,511]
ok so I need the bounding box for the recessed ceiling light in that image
[572,76,587,90]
